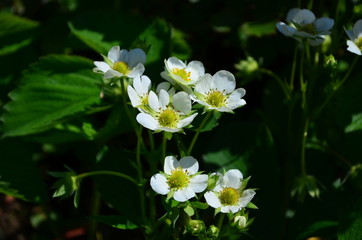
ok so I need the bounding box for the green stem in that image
[301,118,309,175]
[136,126,147,224]
[162,132,168,162]
[334,55,359,91]
[77,170,138,186]
[260,68,290,99]
[300,42,307,110]
[187,111,213,155]
[315,56,359,117]
[290,44,298,91]
[216,213,225,239]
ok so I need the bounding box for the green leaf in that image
[1,55,102,137]
[92,215,138,230]
[239,21,276,38]
[295,220,337,240]
[184,205,195,217]
[245,202,258,210]
[345,113,362,133]
[203,148,248,172]
[68,22,119,54]
[339,197,362,240]
[190,201,209,210]
[0,12,39,56]
[0,139,48,203]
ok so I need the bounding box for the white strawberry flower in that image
[276,8,334,46]
[161,57,205,87]
[136,89,198,133]
[93,46,146,79]
[191,70,246,113]
[127,75,151,109]
[150,156,208,202]
[204,169,256,213]
[345,19,362,55]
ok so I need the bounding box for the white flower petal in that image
[289,8,315,25]
[166,57,186,70]
[239,189,256,207]
[136,113,158,131]
[164,156,179,174]
[127,48,147,67]
[353,19,362,37]
[286,8,301,23]
[174,187,196,202]
[148,91,160,111]
[104,69,122,79]
[227,88,246,110]
[229,205,242,213]
[179,156,198,174]
[186,60,205,82]
[127,86,141,107]
[178,113,198,128]
[150,173,169,195]
[94,61,110,73]
[135,75,151,96]
[128,63,145,78]
[276,22,297,37]
[119,49,129,62]
[213,70,236,93]
[159,89,170,109]
[194,74,213,94]
[220,206,232,213]
[204,191,221,208]
[173,91,191,114]
[314,17,334,33]
[345,29,355,41]
[189,174,208,193]
[347,40,362,55]
[223,169,243,189]
[156,82,171,93]
[107,46,121,62]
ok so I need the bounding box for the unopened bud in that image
[186,220,205,236]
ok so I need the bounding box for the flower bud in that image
[234,57,259,76]
[207,225,219,239]
[186,220,206,236]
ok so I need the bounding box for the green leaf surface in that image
[296,220,338,240]
[0,139,47,203]
[68,22,119,54]
[339,197,362,240]
[203,148,248,172]
[1,55,102,137]
[345,113,362,133]
[0,12,39,55]
[92,215,138,230]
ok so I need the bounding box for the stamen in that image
[172,68,192,82]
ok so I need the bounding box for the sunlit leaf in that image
[345,113,362,133]
[1,55,102,137]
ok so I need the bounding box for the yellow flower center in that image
[219,187,240,206]
[113,61,130,75]
[158,108,179,128]
[167,168,190,189]
[300,23,316,35]
[172,68,191,82]
[355,37,362,50]
[206,91,226,108]
[140,94,149,106]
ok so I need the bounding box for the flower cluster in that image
[150,156,256,214]
[129,56,246,133]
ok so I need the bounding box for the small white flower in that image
[136,89,198,133]
[127,75,151,110]
[345,19,362,55]
[276,8,334,46]
[204,169,256,213]
[191,70,246,113]
[150,156,208,202]
[93,46,146,79]
[161,57,205,87]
